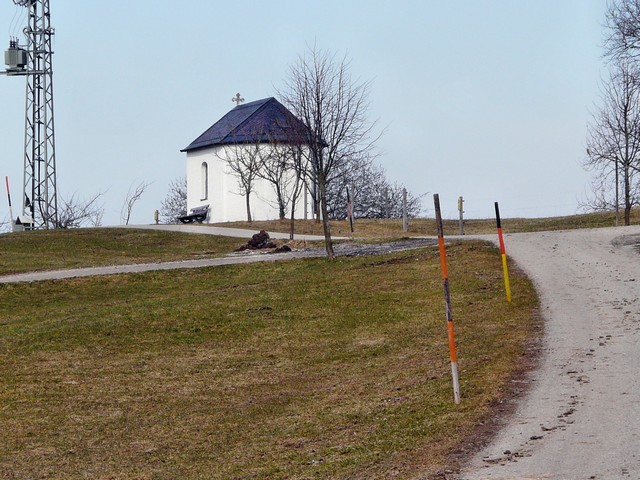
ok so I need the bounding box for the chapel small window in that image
[201,162,209,200]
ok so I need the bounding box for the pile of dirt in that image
[235,230,292,253]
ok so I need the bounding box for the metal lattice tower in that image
[4,0,58,229]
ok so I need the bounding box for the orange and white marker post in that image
[495,202,512,302]
[433,194,461,404]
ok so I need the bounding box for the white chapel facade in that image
[181,97,312,223]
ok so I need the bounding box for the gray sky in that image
[0,0,607,226]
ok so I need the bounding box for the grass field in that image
[0,228,245,276]
[216,208,640,238]
[0,234,539,478]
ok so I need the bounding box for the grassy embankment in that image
[0,228,244,276]
[0,226,539,478]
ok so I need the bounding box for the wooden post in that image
[495,202,512,302]
[402,187,408,233]
[458,196,464,235]
[434,194,461,404]
[346,185,354,233]
[384,187,390,219]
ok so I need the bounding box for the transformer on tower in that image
[2,0,58,229]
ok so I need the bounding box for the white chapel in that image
[181,97,312,224]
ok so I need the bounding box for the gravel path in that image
[0,238,437,284]
[459,226,640,480]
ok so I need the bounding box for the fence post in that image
[346,185,354,233]
[458,196,464,235]
[402,188,408,233]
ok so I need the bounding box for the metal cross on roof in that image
[232,93,245,106]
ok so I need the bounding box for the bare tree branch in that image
[218,141,263,222]
[605,0,640,61]
[255,144,297,220]
[272,141,309,239]
[55,192,105,229]
[121,181,151,225]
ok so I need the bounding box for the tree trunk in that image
[275,185,286,220]
[624,204,631,226]
[317,173,335,259]
[289,203,295,240]
[245,193,252,222]
[624,164,631,226]
[289,177,300,241]
[312,177,321,223]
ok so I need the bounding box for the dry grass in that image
[0,228,244,275]
[215,208,640,238]
[0,242,538,479]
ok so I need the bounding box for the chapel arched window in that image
[201,162,209,200]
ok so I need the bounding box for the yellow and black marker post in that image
[494,202,512,302]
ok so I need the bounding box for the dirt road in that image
[459,226,640,480]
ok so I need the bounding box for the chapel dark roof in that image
[181,97,309,152]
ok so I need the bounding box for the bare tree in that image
[273,141,309,239]
[256,145,294,220]
[326,155,384,219]
[605,0,640,60]
[121,181,151,225]
[55,192,105,228]
[262,110,313,237]
[279,46,380,259]
[160,177,187,224]
[327,155,422,220]
[584,60,640,225]
[381,182,423,219]
[219,141,262,222]
[288,145,309,239]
